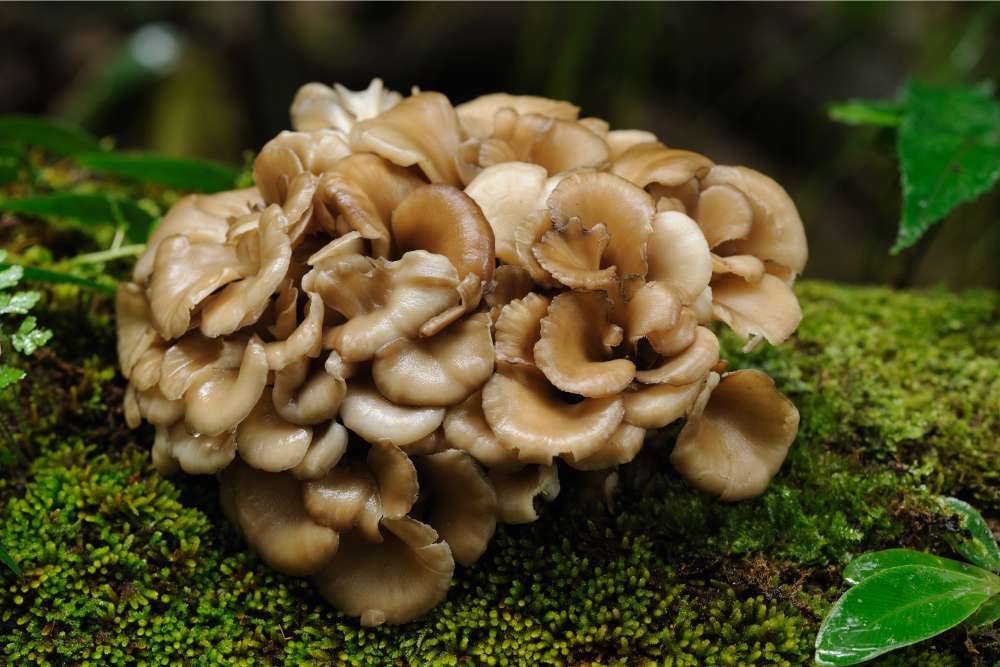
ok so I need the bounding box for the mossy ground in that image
[0,280,997,666]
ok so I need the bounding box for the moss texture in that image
[0,280,998,665]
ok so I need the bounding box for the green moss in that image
[0,280,997,665]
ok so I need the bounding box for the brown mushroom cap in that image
[481,363,624,465]
[417,449,497,566]
[712,254,766,283]
[532,219,618,290]
[645,211,713,304]
[610,141,714,189]
[184,336,269,436]
[157,421,237,475]
[485,265,535,323]
[670,369,799,501]
[694,184,754,248]
[222,462,340,576]
[646,306,698,358]
[339,379,445,447]
[253,130,352,205]
[237,389,313,472]
[303,460,383,542]
[292,422,348,480]
[290,79,402,133]
[116,282,160,379]
[623,376,706,429]
[264,290,324,371]
[350,91,463,186]
[313,516,455,626]
[533,291,636,398]
[368,441,419,519]
[464,162,548,266]
[635,326,720,386]
[443,390,522,471]
[456,92,579,139]
[488,464,560,524]
[567,423,645,471]
[271,352,346,426]
[626,281,681,346]
[390,185,496,284]
[493,292,550,366]
[710,273,803,345]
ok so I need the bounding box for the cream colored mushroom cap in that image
[464,162,548,266]
[339,379,445,447]
[456,92,580,139]
[237,389,313,472]
[184,336,269,437]
[645,211,713,304]
[710,273,803,345]
[443,390,522,471]
[488,465,560,524]
[290,79,402,133]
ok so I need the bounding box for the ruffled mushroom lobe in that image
[489,465,560,524]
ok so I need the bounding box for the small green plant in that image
[815,497,1000,665]
[829,80,1000,254]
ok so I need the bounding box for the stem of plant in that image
[69,244,144,265]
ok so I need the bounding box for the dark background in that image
[2,2,997,287]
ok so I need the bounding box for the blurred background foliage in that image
[0,2,997,288]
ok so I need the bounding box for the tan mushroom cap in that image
[456,92,579,139]
[313,516,455,627]
[156,421,237,475]
[290,79,402,133]
[307,231,365,268]
[703,166,808,275]
[350,91,463,186]
[493,292,550,366]
[222,462,340,576]
[604,130,659,161]
[623,375,706,429]
[373,312,494,407]
[339,379,445,447]
[534,291,636,398]
[292,422,348,480]
[303,460,383,543]
[368,441,419,520]
[670,369,799,501]
[400,428,449,457]
[264,290,324,371]
[647,306,698,357]
[694,184,754,248]
[635,326,720,386]
[443,390,522,471]
[645,211,713,304]
[116,282,160,378]
[391,185,496,284]
[464,162,548,265]
[315,250,462,362]
[567,423,645,471]
[712,254,766,283]
[129,344,165,392]
[482,363,625,465]
[532,219,617,290]
[626,281,681,345]
[610,141,714,189]
[184,336,269,437]
[485,265,535,322]
[417,449,497,566]
[710,273,802,345]
[129,385,184,427]
[272,354,346,426]
[488,464,560,524]
[253,130,351,205]
[237,389,313,472]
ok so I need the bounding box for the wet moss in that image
[0,280,996,665]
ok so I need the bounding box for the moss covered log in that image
[0,280,997,665]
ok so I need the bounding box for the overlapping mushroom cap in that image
[116,78,807,626]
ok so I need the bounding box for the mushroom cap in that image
[222,462,340,576]
[417,449,497,566]
[184,336,269,436]
[443,390,523,471]
[160,420,237,475]
[313,516,454,626]
[456,92,579,139]
[116,282,160,378]
[131,385,184,427]
[390,185,496,284]
[567,423,645,471]
[626,281,681,345]
[534,291,636,398]
[271,353,346,426]
[645,211,713,304]
[604,130,659,161]
[610,142,713,189]
[290,79,402,133]
[303,460,383,542]
[373,312,494,407]
[485,265,535,323]
[482,363,624,465]
[712,253,766,283]
[367,441,419,520]
[710,273,803,345]
[340,379,445,447]
[292,421,348,480]
[623,376,706,429]
[237,389,313,472]
[703,165,808,275]
[493,293,550,365]
[646,306,698,358]
[350,91,463,186]
[635,326,720,386]
[264,289,324,371]
[488,464,560,524]
[253,130,352,205]
[532,219,617,290]
[694,184,754,248]
[464,162,548,265]
[670,369,799,501]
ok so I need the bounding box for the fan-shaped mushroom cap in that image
[156,421,237,475]
[710,273,802,345]
[264,290,324,371]
[472,110,609,176]
[646,211,713,303]
[626,281,681,345]
[456,92,579,139]
[604,130,659,161]
[237,389,313,472]
[290,79,403,133]
[482,364,624,465]
[610,142,713,189]
[129,344,165,392]
[292,422,348,480]
[694,183,753,248]
[313,517,454,627]
[532,219,617,290]
[340,379,445,447]
[253,130,351,205]
[485,265,535,322]
[184,336,269,436]
[443,390,522,471]
[417,449,497,566]
[568,423,645,471]
[116,282,160,378]
[712,253,766,282]
[130,385,183,427]
[350,91,463,185]
[703,166,808,275]
[464,162,548,265]
[534,291,635,397]
[623,376,706,429]
[368,441,419,519]
[316,251,462,362]
[158,334,245,400]
[303,460,383,542]
[670,369,799,501]
[401,429,448,456]
[271,353,346,426]
[494,293,549,365]
[373,312,494,407]
[635,326,720,386]
[133,188,261,285]
[199,205,292,338]
[646,306,698,357]
[222,463,340,576]
[307,231,365,269]
[488,464,560,524]
[391,185,496,283]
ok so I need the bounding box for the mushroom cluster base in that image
[116,79,808,625]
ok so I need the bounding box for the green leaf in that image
[0,114,101,155]
[75,151,239,193]
[12,316,52,355]
[844,548,994,585]
[0,290,40,315]
[0,365,25,390]
[828,99,905,128]
[0,192,156,242]
[939,497,1000,572]
[0,544,20,576]
[892,81,1000,253]
[0,145,25,185]
[0,263,116,294]
[966,595,1000,628]
[0,263,23,290]
[815,565,998,665]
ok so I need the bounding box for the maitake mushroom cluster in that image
[116,78,807,625]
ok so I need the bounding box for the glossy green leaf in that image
[939,497,1000,572]
[892,81,1000,253]
[75,151,239,193]
[0,263,22,290]
[0,192,155,242]
[0,114,101,155]
[0,263,116,294]
[0,290,40,315]
[0,544,20,576]
[0,365,25,390]
[12,316,52,355]
[966,595,1000,628]
[828,99,904,128]
[815,565,998,665]
[844,548,995,585]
